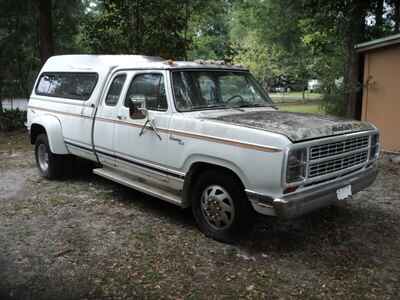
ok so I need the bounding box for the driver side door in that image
[113,70,173,188]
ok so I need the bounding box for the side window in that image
[105,74,126,106]
[36,74,54,94]
[124,73,168,118]
[35,72,98,100]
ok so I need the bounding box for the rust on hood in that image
[207,110,375,142]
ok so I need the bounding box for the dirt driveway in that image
[1,131,400,300]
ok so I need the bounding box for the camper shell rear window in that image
[35,72,98,101]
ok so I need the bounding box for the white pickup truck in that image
[27,55,379,242]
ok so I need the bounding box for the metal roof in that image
[356,33,400,52]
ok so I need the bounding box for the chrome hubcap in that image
[37,144,49,172]
[200,185,235,230]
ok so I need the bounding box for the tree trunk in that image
[0,78,3,113]
[343,0,368,119]
[184,1,190,60]
[37,0,54,64]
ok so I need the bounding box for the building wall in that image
[362,45,400,152]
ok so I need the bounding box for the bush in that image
[0,109,27,132]
[320,84,347,117]
[321,93,346,116]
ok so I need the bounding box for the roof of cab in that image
[42,55,247,73]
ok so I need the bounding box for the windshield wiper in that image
[192,104,227,110]
[232,103,277,109]
[232,103,264,108]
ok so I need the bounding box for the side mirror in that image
[129,96,146,119]
[138,107,149,119]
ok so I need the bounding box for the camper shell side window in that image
[35,72,99,101]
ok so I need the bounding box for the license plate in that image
[336,185,352,200]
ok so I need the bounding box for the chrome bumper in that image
[247,164,378,219]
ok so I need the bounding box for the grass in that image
[276,103,324,114]
[269,91,322,103]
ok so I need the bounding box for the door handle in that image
[169,135,184,145]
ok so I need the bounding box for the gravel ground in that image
[0,130,400,300]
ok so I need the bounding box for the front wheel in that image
[35,134,65,179]
[192,170,255,243]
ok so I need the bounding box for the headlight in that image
[370,133,380,160]
[286,148,307,183]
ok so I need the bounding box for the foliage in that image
[81,0,191,59]
[226,0,400,116]
[187,0,234,60]
[2,0,400,118]
[228,0,315,91]
[320,88,347,117]
[0,0,40,99]
[0,0,83,100]
[0,109,26,132]
[53,0,85,54]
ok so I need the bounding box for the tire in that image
[191,170,255,243]
[34,134,65,179]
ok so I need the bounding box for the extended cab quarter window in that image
[105,74,126,106]
[36,72,98,100]
[124,73,168,114]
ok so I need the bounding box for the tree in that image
[36,0,54,64]
[389,0,400,32]
[187,0,234,60]
[0,0,40,99]
[396,0,400,31]
[273,0,399,117]
[0,0,84,103]
[81,0,192,59]
[2,0,400,118]
[229,0,315,95]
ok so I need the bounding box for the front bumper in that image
[247,164,378,219]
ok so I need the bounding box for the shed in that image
[356,34,400,153]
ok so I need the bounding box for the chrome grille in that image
[310,135,369,161]
[309,150,368,178]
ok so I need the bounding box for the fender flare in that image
[181,154,250,207]
[31,115,69,154]
[183,154,249,186]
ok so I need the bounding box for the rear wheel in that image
[35,134,65,179]
[192,170,254,243]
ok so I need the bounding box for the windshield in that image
[171,70,273,111]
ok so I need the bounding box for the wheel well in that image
[183,162,245,206]
[30,124,46,145]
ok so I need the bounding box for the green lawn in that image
[269,92,322,103]
[276,103,324,114]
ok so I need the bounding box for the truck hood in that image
[205,110,375,142]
